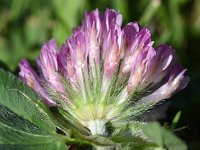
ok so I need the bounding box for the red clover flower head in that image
[19,9,189,135]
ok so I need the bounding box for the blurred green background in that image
[0,0,200,149]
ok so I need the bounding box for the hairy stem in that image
[88,120,111,150]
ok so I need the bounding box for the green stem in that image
[87,120,111,150]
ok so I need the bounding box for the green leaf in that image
[0,69,70,149]
[0,104,67,150]
[161,127,187,150]
[0,69,55,134]
[143,122,163,147]
[0,105,53,149]
[143,122,187,150]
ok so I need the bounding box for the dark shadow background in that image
[0,0,199,149]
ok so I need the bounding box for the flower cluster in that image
[19,9,189,135]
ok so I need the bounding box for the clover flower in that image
[19,9,189,136]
